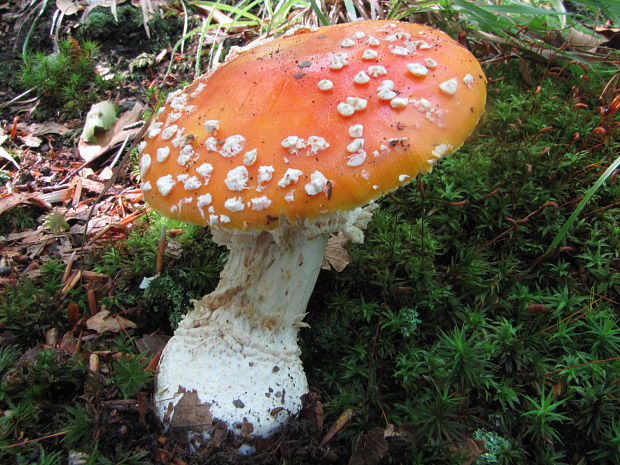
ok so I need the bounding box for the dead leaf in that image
[0,146,20,169]
[348,428,389,465]
[86,310,137,333]
[566,27,606,52]
[169,390,213,432]
[20,134,43,147]
[56,0,82,15]
[449,438,484,465]
[322,232,352,272]
[135,334,170,355]
[0,193,45,216]
[97,166,114,181]
[300,392,323,430]
[78,102,145,162]
[18,121,72,136]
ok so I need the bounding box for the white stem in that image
[155,229,328,438]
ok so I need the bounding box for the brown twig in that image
[544,357,620,376]
[155,225,167,275]
[0,431,68,449]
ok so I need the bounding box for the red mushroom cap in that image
[139,20,487,230]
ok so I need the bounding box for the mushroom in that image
[139,20,487,439]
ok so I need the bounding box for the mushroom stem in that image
[155,228,329,438]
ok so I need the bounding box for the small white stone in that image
[354,71,371,85]
[337,103,355,117]
[439,78,458,95]
[140,154,151,177]
[147,122,163,139]
[250,196,272,211]
[378,90,397,101]
[196,196,210,218]
[386,31,411,41]
[463,74,474,88]
[244,149,257,166]
[330,52,348,70]
[347,97,367,111]
[367,65,388,77]
[347,138,364,153]
[424,57,438,68]
[190,82,206,99]
[161,124,177,140]
[257,165,275,185]
[347,150,366,167]
[390,97,408,108]
[318,79,334,91]
[156,175,175,196]
[349,124,364,138]
[432,143,453,158]
[224,197,245,212]
[281,136,306,154]
[197,193,212,208]
[196,162,214,183]
[177,145,195,166]
[156,146,170,163]
[407,62,429,77]
[225,166,249,191]
[307,136,330,154]
[166,112,182,125]
[171,128,186,148]
[204,120,219,134]
[389,45,409,56]
[366,36,380,46]
[378,80,395,90]
[220,135,246,158]
[182,176,202,190]
[412,98,433,112]
[170,93,188,112]
[165,89,182,104]
[304,171,328,196]
[278,168,303,188]
[362,49,378,60]
[205,136,219,152]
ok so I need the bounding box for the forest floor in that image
[0,1,619,465]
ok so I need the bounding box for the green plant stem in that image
[546,154,620,254]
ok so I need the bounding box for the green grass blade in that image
[193,1,263,23]
[343,0,357,22]
[546,154,620,254]
[569,0,620,24]
[310,0,330,26]
[450,0,508,36]
[474,3,570,17]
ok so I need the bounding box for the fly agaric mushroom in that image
[139,20,486,439]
